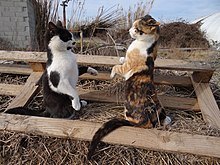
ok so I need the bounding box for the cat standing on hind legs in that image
[88,15,171,160]
[5,21,98,118]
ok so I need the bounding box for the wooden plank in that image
[191,76,220,128]
[78,89,200,111]
[0,84,199,111]
[80,72,192,87]
[0,83,23,96]
[0,51,215,72]
[0,113,220,158]
[6,72,43,110]
[0,64,32,75]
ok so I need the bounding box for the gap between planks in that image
[0,113,220,158]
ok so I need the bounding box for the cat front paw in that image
[72,99,81,111]
[163,116,172,126]
[87,67,98,76]
[119,57,125,64]
[80,100,87,107]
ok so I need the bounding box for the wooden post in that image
[191,75,220,128]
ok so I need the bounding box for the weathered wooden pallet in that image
[0,50,219,158]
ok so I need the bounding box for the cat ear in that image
[48,22,58,32]
[56,20,63,28]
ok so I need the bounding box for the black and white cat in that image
[6,21,98,118]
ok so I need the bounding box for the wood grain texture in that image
[80,72,192,87]
[0,51,215,72]
[6,72,43,110]
[191,76,220,128]
[78,89,200,111]
[0,64,32,75]
[0,83,23,96]
[0,113,220,158]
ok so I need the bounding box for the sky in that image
[63,0,220,22]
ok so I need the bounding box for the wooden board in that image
[78,89,200,111]
[80,72,192,87]
[0,113,220,158]
[191,76,220,128]
[0,84,199,111]
[0,64,32,75]
[6,72,43,110]
[0,83,23,96]
[0,51,215,72]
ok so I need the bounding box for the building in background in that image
[0,0,36,49]
[192,12,220,49]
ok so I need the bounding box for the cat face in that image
[47,22,75,51]
[129,15,160,41]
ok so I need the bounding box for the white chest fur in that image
[47,50,78,88]
[127,35,156,57]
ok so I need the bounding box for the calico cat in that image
[110,15,160,80]
[5,21,98,118]
[87,15,171,160]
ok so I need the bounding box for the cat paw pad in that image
[87,67,98,76]
[110,71,115,79]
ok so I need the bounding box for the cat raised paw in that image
[87,67,98,76]
[119,57,125,64]
[110,69,116,79]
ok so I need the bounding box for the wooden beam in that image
[0,113,220,158]
[6,72,43,110]
[0,64,32,75]
[78,89,200,111]
[191,76,220,128]
[0,51,215,72]
[0,83,23,96]
[80,72,192,87]
[0,83,199,111]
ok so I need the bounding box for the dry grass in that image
[1,60,220,163]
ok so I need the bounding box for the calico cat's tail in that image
[87,118,133,160]
[5,107,49,117]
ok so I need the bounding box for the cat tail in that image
[87,118,133,160]
[5,107,49,117]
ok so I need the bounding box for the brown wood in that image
[6,72,43,110]
[0,113,220,158]
[80,72,193,87]
[0,84,199,111]
[191,76,220,128]
[29,62,46,72]
[192,71,214,83]
[0,51,215,72]
[0,83,23,96]
[78,89,200,111]
[0,64,32,75]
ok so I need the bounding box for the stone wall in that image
[0,0,36,49]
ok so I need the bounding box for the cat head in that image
[46,21,76,51]
[129,15,160,41]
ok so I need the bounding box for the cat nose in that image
[72,41,76,45]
